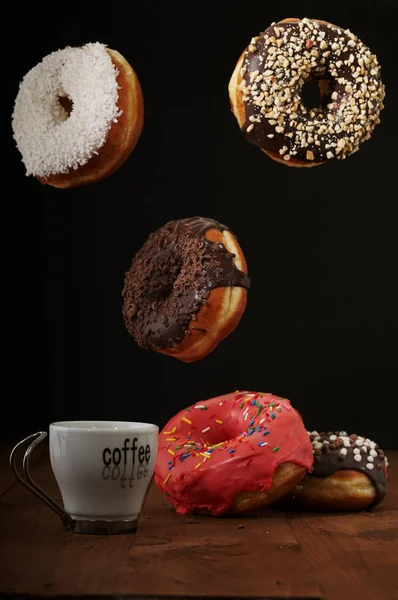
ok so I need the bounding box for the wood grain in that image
[0,446,396,599]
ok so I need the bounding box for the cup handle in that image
[10,432,73,529]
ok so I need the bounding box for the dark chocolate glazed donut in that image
[122,217,250,350]
[239,18,385,163]
[308,431,388,506]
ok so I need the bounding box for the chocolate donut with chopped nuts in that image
[122,217,250,363]
[284,431,388,510]
[229,18,385,166]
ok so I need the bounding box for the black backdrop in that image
[5,0,398,447]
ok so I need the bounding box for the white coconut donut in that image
[12,42,144,189]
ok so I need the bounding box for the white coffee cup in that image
[10,421,159,534]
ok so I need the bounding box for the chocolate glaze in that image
[122,217,250,349]
[308,432,388,507]
[240,19,384,162]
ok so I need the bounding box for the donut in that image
[154,391,314,516]
[229,18,385,166]
[122,217,250,363]
[12,42,144,188]
[284,431,388,510]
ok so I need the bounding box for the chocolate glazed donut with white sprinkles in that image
[229,18,385,166]
[283,431,388,510]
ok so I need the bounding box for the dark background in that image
[5,1,398,447]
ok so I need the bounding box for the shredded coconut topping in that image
[12,42,121,177]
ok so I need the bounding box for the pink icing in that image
[155,391,313,516]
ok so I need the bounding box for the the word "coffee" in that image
[102,437,151,467]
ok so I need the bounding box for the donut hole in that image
[149,259,182,301]
[301,74,333,114]
[199,424,236,447]
[58,95,73,120]
[300,78,323,111]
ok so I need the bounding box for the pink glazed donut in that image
[155,391,313,516]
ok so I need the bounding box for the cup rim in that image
[50,421,159,433]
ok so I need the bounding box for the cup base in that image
[67,517,139,535]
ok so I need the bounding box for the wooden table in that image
[0,441,397,600]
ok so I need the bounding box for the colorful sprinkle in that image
[272,446,280,452]
[168,449,175,456]
[171,426,177,433]
[163,473,171,484]
[195,462,202,469]
[263,431,270,436]
[163,431,172,435]
[166,438,176,441]
[229,449,235,454]
[271,413,275,420]
[182,417,192,425]
[202,427,210,433]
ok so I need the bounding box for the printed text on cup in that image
[102,437,151,487]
